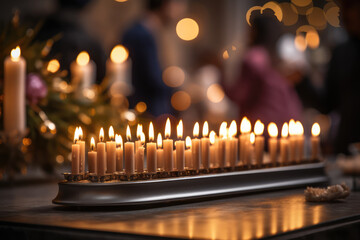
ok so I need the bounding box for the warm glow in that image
[250,132,255,144]
[110,45,128,64]
[176,18,199,41]
[163,66,185,87]
[240,117,251,134]
[177,120,183,139]
[306,30,320,49]
[246,6,263,26]
[311,122,320,137]
[295,35,307,52]
[207,84,225,103]
[76,51,90,66]
[289,119,296,136]
[185,136,191,149]
[229,120,237,138]
[219,122,227,139]
[193,122,200,138]
[74,127,79,143]
[137,124,143,139]
[268,122,278,138]
[262,1,283,22]
[99,127,104,142]
[171,91,191,111]
[222,50,229,60]
[78,126,83,140]
[140,132,145,144]
[165,118,171,139]
[47,59,60,73]
[281,123,289,138]
[306,7,327,30]
[291,0,312,7]
[149,122,154,141]
[126,125,131,141]
[157,133,163,148]
[295,121,304,135]
[209,131,216,145]
[254,120,264,135]
[135,102,147,113]
[115,134,123,148]
[202,121,209,137]
[10,46,21,61]
[90,137,95,151]
[109,126,115,140]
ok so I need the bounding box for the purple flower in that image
[26,73,48,105]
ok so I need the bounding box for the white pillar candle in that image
[88,137,97,174]
[295,121,305,163]
[157,133,164,170]
[135,132,145,173]
[71,128,80,174]
[268,122,278,166]
[97,128,106,176]
[254,120,265,166]
[163,118,173,172]
[146,122,157,173]
[4,46,26,136]
[185,136,192,169]
[192,122,201,170]
[248,133,255,165]
[311,122,321,160]
[218,122,227,168]
[228,120,238,168]
[176,120,185,171]
[77,127,86,174]
[280,123,289,165]
[239,117,251,165]
[201,121,210,169]
[106,126,116,174]
[135,124,143,153]
[212,136,219,168]
[70,51,96,93]
[124,125,135,175]
[209,131,217,168]
[288,119,297,163]
[115,134,123,172]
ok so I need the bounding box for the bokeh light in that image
[306,7,327,30]
[176,18,199,41]
[246,6,263,26]
[262,1,283,22]
[306,30,320,49]
[324,2,340,27]
[222,50,229,60]
[47,59,60,73]
[291,0,312,7]
[110,45,128,64]
[162,66,185,87]
[294,35,307,52]
[280,2,298,26]
[171,91,191,111]
[207,84,225,103]
[135,101,147,113]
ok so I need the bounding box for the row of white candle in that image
[71,117,321,176]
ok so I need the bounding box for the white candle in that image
[295,121,305,163]
[192,122,201,170]
[135,124,143,153]
[70,51,96,93]
[201,121,210,170]
[289,119,297,163]
[185,136,192,169]
[157,133,164,170]
[280,123,289,165]
[176,120,185,171]
[240,117,251,165]
[254,120,265,166]
[106,126,116,174]
[146,122,157,173]
[115,134,123,172]
[228,120,238,168]
[77,127,86,174]
[71,128,80,174]
[135,132,145,173]
[247,132,255,165]
[4,46,26,136]
[163,118,173,172]
[124,125,135,175]
[311,122,321,160]
[97,128,107,176]
[209,131,217,168]
[218,122,227,168]
[88,137,97,174]
[268,122,278,166]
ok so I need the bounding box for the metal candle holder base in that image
[53,161,328,207]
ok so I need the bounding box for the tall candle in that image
[192,122,201,170]
[146,122,157,173]
[218,122,227,168]
[268,122,278,166]
[4,46,26,136]
[135,124,143,152]
[124,125,135,174]
[209,131,217,168]
[201,121,210,170]
[163,118,173,172]
[77,127,86,174]
[280,123,289,165]
[115,134,123,172]
[71,128,80,174]
[254,120,265,166]
[239,117,251,165]
[88,137,97,174]
[185,136,192,169]
[247,132,255,165]
[106,45,130,94]
[97,128,106,176]
[157,133,164,170]
[288,119,297,163]
[295,121,305,163]
[176,120,185,171]
[106,126,116,173]
[135,132,145,173]
[311,122,321,160]
[70,51,96,93]
[228,120,238,168]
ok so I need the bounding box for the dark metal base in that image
[53,162,328,207]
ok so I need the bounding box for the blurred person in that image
[122,0,186,117]
[223,10,302,128]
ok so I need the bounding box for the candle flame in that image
[136,124,143,139]
[157,133,163,148]
[295,121,304,135]
[311,122,320,137]
[74,127,79,143]
[115,134,123,148]
[209,131,216,145]
[185,136,192,149]
[229,120,237,137]
[281,123,289,138]
[140,132,145,145]
[193,122,200,138]
[10,46,21,61]
[110,45,129,64]
[254,120,264,135]
[289,119,296,136]
[268,122,278,138]
[126,125,131,141]
[240,117,251,133]
[99,127,104,142]
[250,132,255,144]
[165,118,171,138]
[90,137,95,150]
[78,126,83,140]
[177,120,183,139]
[149,122,154,141]
[109,126,114,140]
[219,122,227,139]
[202,121,209,137]
[76,51,90,66]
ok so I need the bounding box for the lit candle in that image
[163,118,173,172]
[192,122,201,170]
[88,137,97,174]
[288,119,297,163]
[157,133,164,170]
[4,46,26,136]
[268,122,278,166]
[135,124,143,152]
[228,120,238,168]
[106,126,116,174]
[209,131,217,168]
[124,125,135,175]
[135,132,145,173]
[146,122,157,173]
[176,120,185,171]
[295,121,304,163]
[106,45,130,90]
[239,117,251,165]
[254,120,265,167]
[70,51,96,93]
[311,122,321,160]
[77,127,86,174]
[185,136,192,169]
[247,132,255,165]
[201,121,210,170]
[71,128,80,174]
[97,128,106,176]
[280,123,289,165]
[218,122,227,168]
[115,134,123,172]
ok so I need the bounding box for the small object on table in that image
[305,183,350,202]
